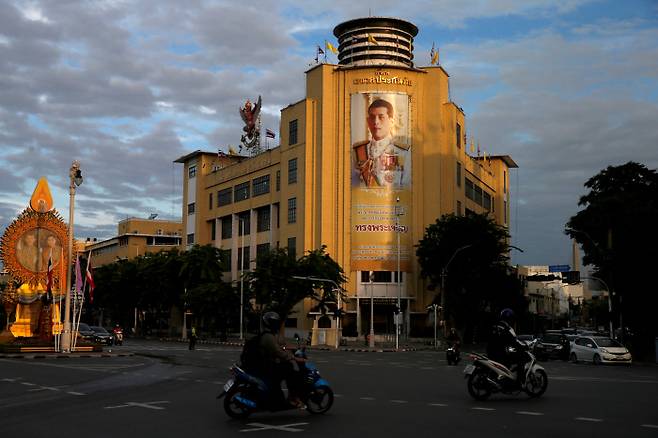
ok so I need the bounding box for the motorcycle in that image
[218,334,334,419]
[112,327,124,346]
[446,343,461,365]
[464,346,548,400]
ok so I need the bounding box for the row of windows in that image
[217,238,296,272]
[360,271,404,283]
[210,200,296,241]
[211,159,298,209]
[465,177,493,211]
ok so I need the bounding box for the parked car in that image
[90,326,114,345]
[570,336,632,365]
[517,334,537,348]
[533,332,570,360]
[76,323,96,342]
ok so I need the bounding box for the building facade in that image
[86,217,183,266]
[175,17,518,340]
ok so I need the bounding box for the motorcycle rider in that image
[258,312,305,408]
[447,328,461,351]
[487,308,528,383]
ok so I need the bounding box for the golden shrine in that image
[1,178,69,341]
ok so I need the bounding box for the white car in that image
[570,336,632,365]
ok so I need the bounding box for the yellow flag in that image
[368,34,379,45]
[431,48,439,65]
[326,41,338,55]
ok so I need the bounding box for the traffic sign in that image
[549,264,570,273]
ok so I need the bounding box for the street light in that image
[61,160,83,353]
[440,244,473,337]
[394,197,404,351]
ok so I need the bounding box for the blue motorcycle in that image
[218,339,334,419]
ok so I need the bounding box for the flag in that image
[326,41,338,55]
[317,45,325,55]
[367,34,379,45]
[86,256,95,304]
[477,141,481,156]
[430,42,436,65]
[470,138,475,154]
[266,128,275,139]
[75,254,82,297]
[431,47,439,65]
[217,149,227,158]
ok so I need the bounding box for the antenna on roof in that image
[149,213,158,220]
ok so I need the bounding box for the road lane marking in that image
[516,411,544,416]
[240,422,308,433]
[472,407,495,411]
[429,403,448,407]
[641,424,658,429]
[1,377,21,382]
[360,397,375,400]
[67,391,86,396]
[575,417,603,422]
[21,382,37,386]
[104,401,170,410]
[390,400,408,403]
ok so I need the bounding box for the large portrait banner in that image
[350,92,412,272]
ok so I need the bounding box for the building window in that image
[221,216,232,239]
[287,197,297,223]
[465,178,474,201]
[256,243,270,263]
[209,192,213,210]
[456,123,461,148]
[256,207,271,232]
[288,158,297,184]
[474,185,483,206]
[483,192,492,211]
[253,175,270,197]
[289,119,298,145]
[274,202,280,228]
[456,162,462,187]
[218,188,232,207]
[504,170,507,194]
[457,200,462,216]
[187,202,195,215]
[287,237,296,259]
[187,233,194,245]
[238,211,250,235]
[276,170,281,191]
[359,271,402,283]
[237,246,250,271]
[188,165,196,178]
[209,219,216,241]
[234,182,250,202]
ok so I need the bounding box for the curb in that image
[0,352,134,360]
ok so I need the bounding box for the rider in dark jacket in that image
[258,311,305,408]
[487,309,527,381]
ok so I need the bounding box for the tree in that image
[416,213,525,341]
[566,162,658,358]
[246,245,346,322]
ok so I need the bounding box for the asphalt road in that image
[1,340,657,437]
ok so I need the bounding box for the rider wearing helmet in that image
[487,308,527,381]
[258,311,304,408]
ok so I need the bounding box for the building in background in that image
[175,17,517,341]
[85,217,182,266]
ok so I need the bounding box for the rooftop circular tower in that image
[333,17,419,68]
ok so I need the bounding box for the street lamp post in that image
[440,244,473,337]
[395,197,403,350]
[369,272,375,348]
[61,160,83,353]
[239,216,245,341]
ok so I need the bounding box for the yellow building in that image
[86,217,183,266]
[175,17,517,341]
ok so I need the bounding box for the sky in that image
[1,0,657,267]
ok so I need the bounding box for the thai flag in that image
[86,257,96,304]
[266,129,275,139]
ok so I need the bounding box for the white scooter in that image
[464,346,548,400]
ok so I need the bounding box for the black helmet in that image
[262,311,281,331]
[500,308,515,322]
